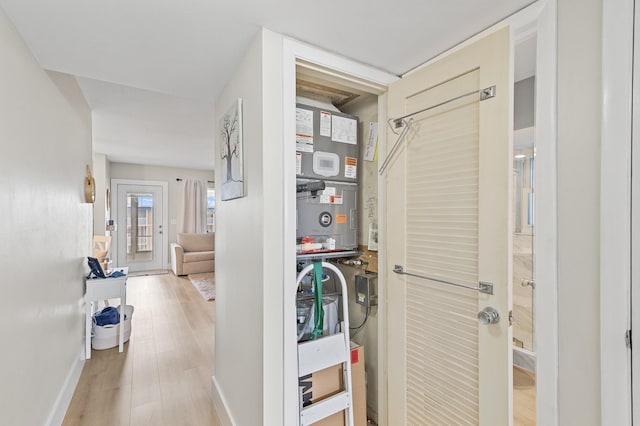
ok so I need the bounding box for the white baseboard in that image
[212,375,235,426]
[46,347,85,426]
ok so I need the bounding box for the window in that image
[126,193,154,259]
[207,188,216,232]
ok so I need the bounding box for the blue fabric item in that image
[108,271,125,278]
[94,306,120,326]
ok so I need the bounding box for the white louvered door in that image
[385,27,512,425]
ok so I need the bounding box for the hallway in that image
[63,273,220,425]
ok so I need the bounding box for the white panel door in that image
[385,27,512,425]
[115,183,165,273]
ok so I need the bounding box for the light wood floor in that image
[63,273,222,426]
[514,366,536,425]
[64,272,535,425]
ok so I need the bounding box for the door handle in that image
[520,279,536,289]
[477,307,500,325]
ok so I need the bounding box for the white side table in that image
[84,267,129,360]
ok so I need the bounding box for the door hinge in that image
[508,310,514,326]
[626,329,632,349]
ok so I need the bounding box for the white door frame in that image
[601,0,634,424]
[110,179,169,271]
[281,1,557,424]
[282,38,398,426]
[527,2,559,425]
[633,2,640,422]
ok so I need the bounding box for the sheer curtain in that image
[178,179,207,234]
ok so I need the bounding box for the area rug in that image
[188,272,215,301]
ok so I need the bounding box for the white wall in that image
[0,7,93,425]
[261,29,286,424]
[213,28,286,425]
[109,162,214,260]
[514,76,535,130]
[557,0,602,423]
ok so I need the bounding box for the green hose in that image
[311,262,324,340]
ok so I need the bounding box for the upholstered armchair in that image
[170,233,214,276]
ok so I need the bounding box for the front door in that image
[385,27,512,424]
[113,181,166,273]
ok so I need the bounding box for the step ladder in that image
[295,261,354,426]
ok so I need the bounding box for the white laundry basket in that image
[92,305,134,350]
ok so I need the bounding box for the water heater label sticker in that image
[322,187,336,196]
[364,122,379,162]
[345,157,357,178]
[332,195,343,205]
[296,108,314,152]
[332,115,357,144]
[320,111,331,137]
[336,214,347,224]
[296,152,302,175]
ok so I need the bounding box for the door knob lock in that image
[520,279,536,289]
[477,307,500,325]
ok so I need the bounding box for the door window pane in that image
[207,188,216,232]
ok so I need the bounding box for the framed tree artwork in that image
[219,98,244,200]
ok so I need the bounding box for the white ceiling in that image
[0,0,535,170]
[78,78,215,170]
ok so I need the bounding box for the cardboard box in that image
[350,343,366,426]
[298,342,366,426]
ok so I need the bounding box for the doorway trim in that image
[528,2,559,425]
[601,0,634,424]
[282,37,397,426]
[110,179,169,271]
